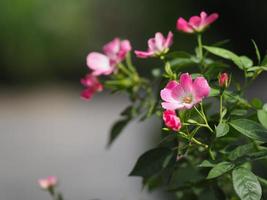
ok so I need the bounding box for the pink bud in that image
[80,73,103,100]
[38,176,57,190]
[163,110,182,131]
[219,73,229,88]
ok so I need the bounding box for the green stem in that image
[179,132,208,149]
[219,94,223,123]
[197,34,203,62]
[117,63,132,76]
[194,104,214,133]
[125,53,137,73]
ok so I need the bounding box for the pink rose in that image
[87,38,132,76]
[219,72,229,88]
[135,32,173,58]
[160,73,210,110]
[177,11,219,33]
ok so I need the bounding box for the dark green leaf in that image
[228,143,256,161]
[204,46,243,69]
[207,161,235,179]
[129,148,172,178]
[216,122,230,138]
[230,119,267,142]
[108,118,130,146]
[251,98,263,109]
[232,167,262,200]
[231,109,248,116]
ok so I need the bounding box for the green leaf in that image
[207,161,235,179]
[240,56,253,68]
[129,148,172,178]
[231,109,248,116]
[198,160,216,168]
[230,119,267,142]
[251,98,263,109]
[257,104,267,129]
[209,88,220,97]
[252,40,261,64]
[215,122,230,137]
[232,167,262,200]
[261,54,267,66]
[204,46,243,69]
[228,143,256,161]
[108,118,130,146]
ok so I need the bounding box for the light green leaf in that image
[198,160,216,168]
[215,122,230,137]
[207,161,235,179]
[204,46,243,69]
[252,40,261,64]
[257,104,267,129]
[232,167,262,200]
[240,56,253,68]
[230,119,267,142]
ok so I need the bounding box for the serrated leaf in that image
[129,148,172,178]
[230,119,267,142]
[204,46,243,69]
[216,122,230,138]
[207,161,235,179]
[232,167,262,200]
[228,143,256,161]
[108,118,130,146]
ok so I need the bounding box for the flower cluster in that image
[78,10,267,200]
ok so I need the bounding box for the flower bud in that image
[219,73,229,88]
[38,176,57,190]
[163,110,182,131]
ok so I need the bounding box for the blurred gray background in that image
[0,0,267,199]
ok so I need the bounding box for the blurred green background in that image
[1,0,267,86]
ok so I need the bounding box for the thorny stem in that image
[219,94,223,123]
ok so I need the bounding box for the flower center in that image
[183,96,192,104]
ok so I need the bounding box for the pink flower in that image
[160,73,210,110]
[177,11,219,33]
[38,176,57,190]
[87,38,132,76]
[135,32,173,58]
[103,38,132,63]
[80,73,103,100]
[163,110,182,131]
[218,72,229,88]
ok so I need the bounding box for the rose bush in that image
[41,11,267,200]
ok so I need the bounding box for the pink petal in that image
[103,38,120,55]
[134,50,154,58]
[166,80,179,89]
[192,77,211,100]
[164,31,173,48]
[120,40,132,52]
[189,16,202,29]
[180,73,193,93]
[154,32,164,50]
[161,102,184,110]
[200,11,207,19]
[204,13,219,26]
[86,52,111,74]
[80,88,94,100]
[176,18,194,33]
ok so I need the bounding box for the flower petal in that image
[164,31,173,48]
[180,73,193,93]
[193,76,211,100]
[134,50,154,58]
[176,18,194,33]
[204,13,219,26]
[87,52,111,73]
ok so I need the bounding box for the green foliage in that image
[207,162,235,179]
[232,167,262,200]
